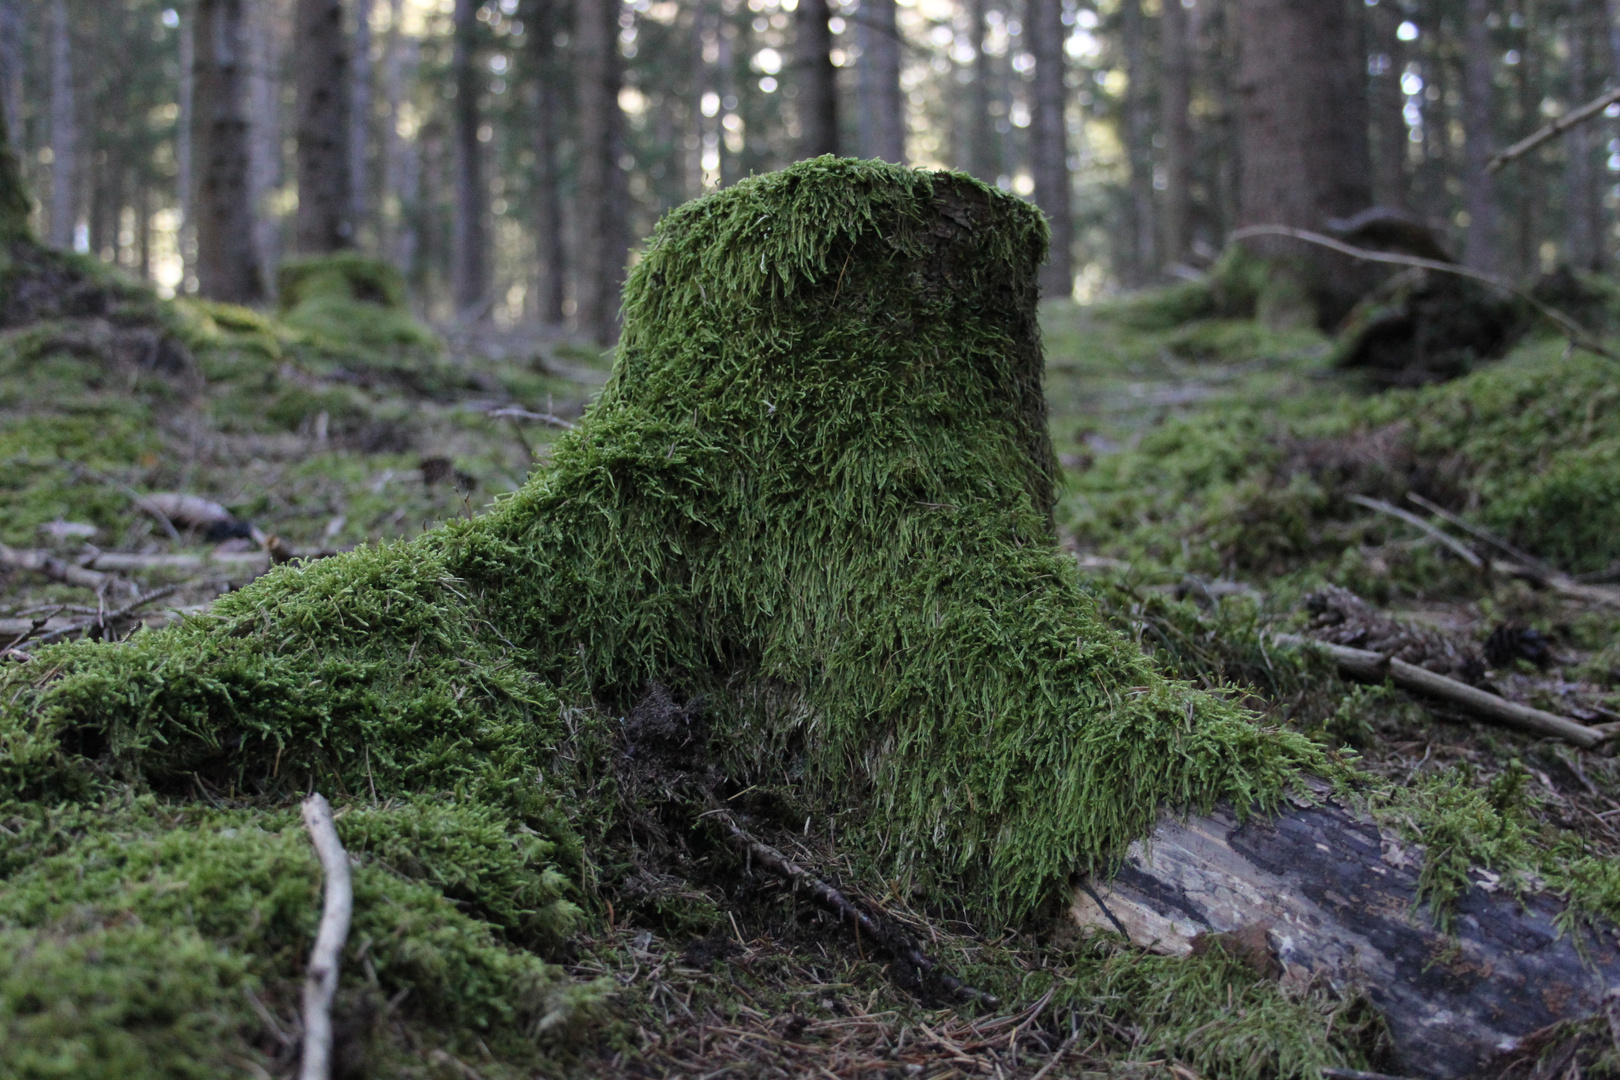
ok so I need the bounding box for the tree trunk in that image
[1234,0,1374,326]
[1072,795,1620,1080]
[1120,0,1155,285]
[450,0,488,319]
[383,0,419,275]
[1514,0,1543,275]
[856,0,903,163]
[795,0,839,158]
[192,0,265,303]
[1568,0,1609,272]
[575,0,627,343]
[178,3,195,286]
[0,0,23,177]
[526,0,567,325]
[0,50,29,241]
[295,0,353,253]
[1159,0,1194,266]
[248,0,283,279]
[352,0,373,242]
[1028,0,1071,298]
[1461,0,1498,272]
[967,0,996,182]
[1368,0,1409,209]
[48,0,76,251]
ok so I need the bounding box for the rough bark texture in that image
[295,0,354,254]
[48,0,75,251]
[192,0,265,303]
[1461,0,1498,273]
[526,0,567,325]
[856,0,904,163]
[1235,0,1374,326]
[1072,796,1620,1079]
[795,0,840,158]
[1028,0,1071,298]
[1159,0,1194,266]
[450,0,489,318]
[575,0,628,343]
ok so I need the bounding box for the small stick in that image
[0,541,117,591]
[1273,634,1607,749]
[1489,84,1620,173]
[1345,494,1483,569]
[300,793,353,1080]
[1027,1033,1079,1080]
[1404,492,1550,575]
[712,810,999,1007]
[486,406,577,430]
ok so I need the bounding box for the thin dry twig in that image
[487,406,577,430]
[1228,225,1620,364]
[300,793,353,1080]
[1489,84,1620,173]
[1345,494,1484,569]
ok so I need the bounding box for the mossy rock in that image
[276,252,439,354]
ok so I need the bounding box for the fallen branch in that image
[1345,493,1484,569]
[81,550,270,573]
[486,406,577,430]
[1489,84,1620,173]
[1273,633,1606,748]
[1228,225,1620,364]
[711,810,999,1007]
[300,793,353,1080]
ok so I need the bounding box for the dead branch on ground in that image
[300,793,353,1080]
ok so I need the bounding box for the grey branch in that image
[1488,84,1620,174]
[300,793,353,1080]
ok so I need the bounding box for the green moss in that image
[277,252,439,354]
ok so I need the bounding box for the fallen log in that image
[1273,633,1606,749]
[1071,795,1620,1079]
[0,541,123,592]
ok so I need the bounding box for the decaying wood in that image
[300,793,353,1080]
[1070,794,1620,1079]
[1274,632,1606,748]
[0,541,124,592]
[1488,83,1620,173]
[81,550,270,573]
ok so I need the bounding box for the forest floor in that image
[7,254,1620,1078]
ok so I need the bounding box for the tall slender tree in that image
[352,0,374,239]
[1234,0,1372,324]
[1159,0,1194,265]
[576,0,628,342]
[795,0,839,157]
[856,0,904,162]
[1367,0,1409,209]
[1461,0,1498,271]
[450,0,489,317]
[296,0,354,253]
[526,0,567,325]
[49,0,76,250]
[0,55,29,242]
[1120,0,1155,284]
[193,0,264,302]
[1028,0,1071,296]
[967,0,996,181]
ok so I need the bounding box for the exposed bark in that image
[1234,0,1374,326]
[575,0,628,343]
[526,0,567,325]
[1028,0,1071,298]
[1368,0,1409,209]
[352,0,374,239]
[296,0,353,254]
[48,0,76,250]
[1462,0,1498,272]
[1119,0,1155,285]
[967,0,996,182]
[856,0,904,163]
[1072,796,1620,1080]
[1159,0,1194,265]
[192,0,265,303]
[795,0,840,158]
[450,0,489,318]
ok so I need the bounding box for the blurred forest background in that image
[7,0,1614,340]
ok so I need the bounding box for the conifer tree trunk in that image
[526,0,567,325]
[795,0,840,157]
[1368,0,1409,209]
[1120,0,1156,284]
[968,0,996,182]
[0,59,29,240]
[575,0,628,342]
[178,4,195,283]
[1461,0,1498,272]
[48,0,76,250]
[248,0,283,275]
[856,0,904,162]
[1159,0,1194,265]
[192,0,265,303]
[450,0,489,318]
[1513,0,1543,275]
[383,0,418,274]
[1234,0,1373,325]
[0,0,23,172]
[352,0,373,240]
[1567,5,1600,270]
[296,0,354,253]
[1028,0,1071,297]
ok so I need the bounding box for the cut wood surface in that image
[1274,633,1606,748]
[1071,796,1620,1078]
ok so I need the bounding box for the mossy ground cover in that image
[1,162,1617,1079]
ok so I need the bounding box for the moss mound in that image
[1,159,1336,1073]
[276,252,439,354]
